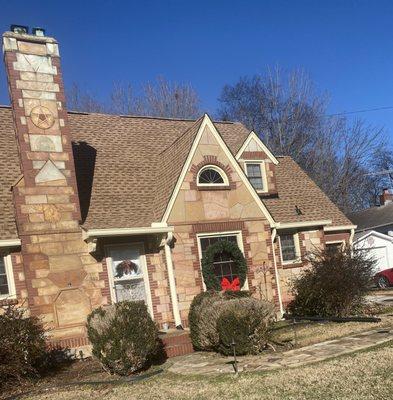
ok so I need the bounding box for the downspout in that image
[349,228,355,245]
[164,232,182,328]
[349,228,355,256]
[271,228,284,316]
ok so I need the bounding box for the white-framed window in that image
[197,165,229,187]
[326,240,345,252]
[279,233,301,264]
[105,243,153,316]
[244,161,267,193]
[196,231,248,290]
[0,255,16,299]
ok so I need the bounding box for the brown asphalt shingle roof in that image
[0,107,21,240]
[0,106,351,235]
[348,203,393,231]
[154,117,204,220]
[263,156,352,226]
[68,112,249,229]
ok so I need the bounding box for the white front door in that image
[106,243,153,315]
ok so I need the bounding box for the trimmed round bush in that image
[189,291,222,350]
[188,291,273,355]
[217,298,274,356]
[87,301,159,375]
[189,290,252,350]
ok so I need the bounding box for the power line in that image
[327,105,393,117]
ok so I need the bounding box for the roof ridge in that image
[349,201,393,215]
[119,114,198,122]
[1,105,239,125]
[158,115,205,155]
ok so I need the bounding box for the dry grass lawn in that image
[272,314,393,348]
[19,340,393,400]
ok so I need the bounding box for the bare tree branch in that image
[218,68,392,213]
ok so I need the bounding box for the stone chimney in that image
[3,28,107,348]
[379,188,393,206]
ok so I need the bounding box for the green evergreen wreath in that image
[201,240,248,291]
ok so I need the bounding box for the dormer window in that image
[245,162,267,192]
[197,165,228,187]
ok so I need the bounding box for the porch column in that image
[164,232,182,327]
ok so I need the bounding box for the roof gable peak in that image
[161,113,275,225]
[236,131,279,165]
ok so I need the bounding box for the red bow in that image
[221,277,240,291]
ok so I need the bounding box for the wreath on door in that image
[201,240,248,291]
[115,259,139,278]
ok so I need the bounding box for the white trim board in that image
[84,226,174,239]
[0,239,21,248]
[236,131,279,165]
[353,230,393,245]
[324,224,357,232]
[161,114,276,226]
[276,220,332,229]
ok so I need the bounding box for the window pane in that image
[280,234,297,261]
[198,168,224,184]
[0,257,9,295]
[246,164,262,178]
[246,164,264,190]
[200,235,239,285]
[249,177,264,190]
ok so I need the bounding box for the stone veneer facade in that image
[168,125,280,323]
[1,31,352,350]
[3,32,110,348]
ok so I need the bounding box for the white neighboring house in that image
[353,230,393,274]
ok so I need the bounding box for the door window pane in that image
[109,246,146,303]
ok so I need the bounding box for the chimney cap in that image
[32,27,46,37]
[10,24,28,35]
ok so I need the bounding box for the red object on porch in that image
[160,330,194,358]
[221,277,240,291]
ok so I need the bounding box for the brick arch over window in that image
[190,156,236,190]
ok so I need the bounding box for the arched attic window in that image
[197,165,229,187]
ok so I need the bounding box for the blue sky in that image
[1,0,393,139]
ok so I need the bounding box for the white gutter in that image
[83,225,174,239]
[0,239,21,247]
[163,232,182,327]
[324,224,357,232]
[271,228,284,316]
[275,220,332,230]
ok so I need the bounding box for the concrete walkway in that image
[168,327,393,375]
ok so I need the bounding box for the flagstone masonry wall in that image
[3,32,109,348]
[168,126,279,323]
